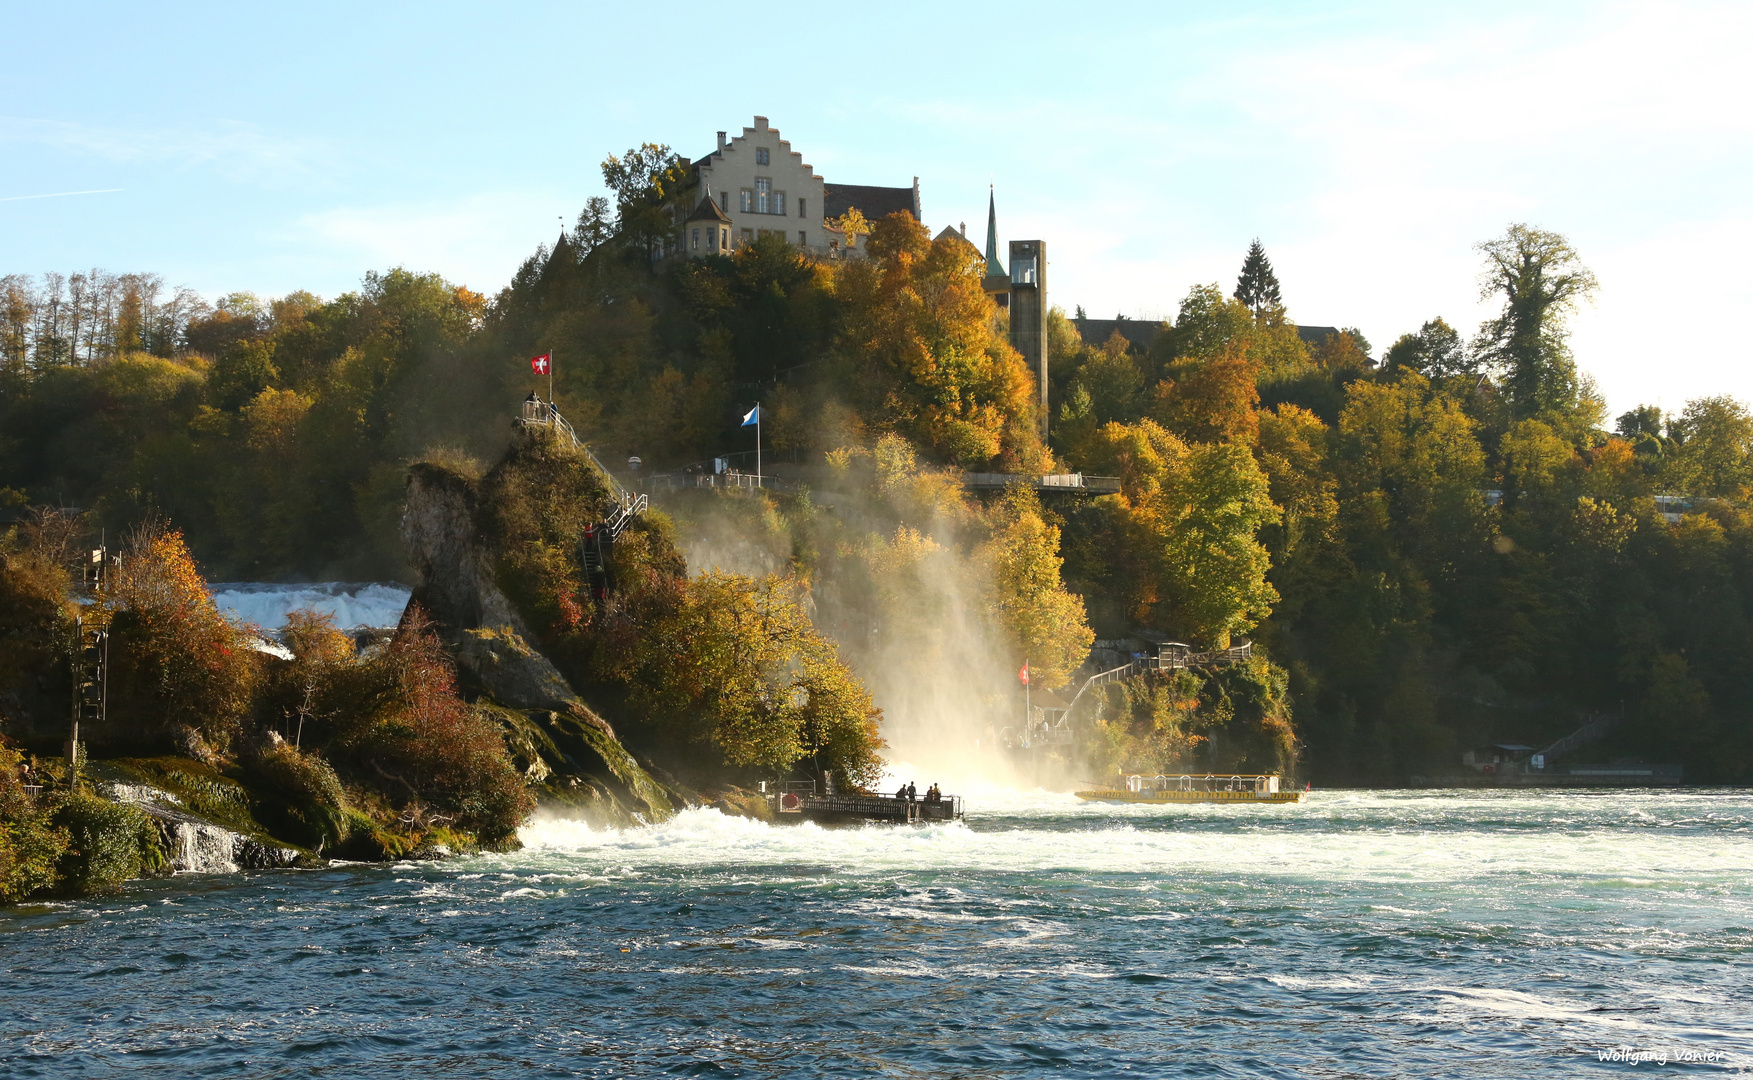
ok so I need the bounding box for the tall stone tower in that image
[1008,239,1048,439]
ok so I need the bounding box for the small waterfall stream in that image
[102,780,300,873]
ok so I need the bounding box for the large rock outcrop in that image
[401,461,675,823]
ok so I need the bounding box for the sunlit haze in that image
[4,0,1748,417]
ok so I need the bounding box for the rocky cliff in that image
[401,460,678,825]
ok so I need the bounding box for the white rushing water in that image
[505,787,1753,887]
[207,582,411,631]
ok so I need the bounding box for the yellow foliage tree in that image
[979,486,1094,688]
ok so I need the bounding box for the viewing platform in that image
[764,782,963,824]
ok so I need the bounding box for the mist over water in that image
[666,488,1052,791]
[7,788,1750,1078]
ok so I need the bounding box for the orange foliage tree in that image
[831,213,1048,470]
[105,523,257,750]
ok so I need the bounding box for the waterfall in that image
[102,779,304,874]
[170,820,241,874]
[207,581,412,631]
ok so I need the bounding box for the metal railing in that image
[1536,713,1618,764]
[604,493,648,540]
[963,472,1122,494]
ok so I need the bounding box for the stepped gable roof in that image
[824,183,915,222]
[685,192,731,224]
[1073,317,1165,354]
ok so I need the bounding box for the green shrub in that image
[51,793,160,896]
[0,741,68,902]
[0,819,68,902]
[247,744,351,849]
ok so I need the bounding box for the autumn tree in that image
[1082,419,1279,646]
[830,213,1047,469]
[979,485,1095,688]
[1153,347,1262,446]
[828,207,872,254]
[104,523,259,751]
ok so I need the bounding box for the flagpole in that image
[548,347,554,405]
[756,402,762,488]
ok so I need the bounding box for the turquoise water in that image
[4,789,1751,1077]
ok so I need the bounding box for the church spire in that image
[984,185,1005,276]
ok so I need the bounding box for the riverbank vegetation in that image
[0,512,534,899]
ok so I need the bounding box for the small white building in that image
[685,116,919,257]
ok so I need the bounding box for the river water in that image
[4,788,1750,1077]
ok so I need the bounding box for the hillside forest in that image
[6,141,1753,811]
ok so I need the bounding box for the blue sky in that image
[4,0,1749,418]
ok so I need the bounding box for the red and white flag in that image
[1018,662,1029,686]
[530,353,551,375]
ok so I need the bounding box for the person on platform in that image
[906,782,917,803]
[895,783,908,801]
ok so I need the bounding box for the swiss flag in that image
[531,353,551,375]
[1018,662,1030,686]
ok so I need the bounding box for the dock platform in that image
[765,783,963,824]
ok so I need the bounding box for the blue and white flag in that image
[741,405,760,427]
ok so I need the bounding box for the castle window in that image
[773,191,785,216]
[739,228,753,245]
[755,178,771,214]
[756,147,770,165]
[721,227,728,250]
[798,198,805,218]
[799,231,807,245]
[691,228,699,250]
[740,189,752,213]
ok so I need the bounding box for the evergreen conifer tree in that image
[1234,239,1282,316]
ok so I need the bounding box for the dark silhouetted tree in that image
[1234,239,1282,316]
[1383,317,1471,380]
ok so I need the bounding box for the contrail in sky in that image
[0,188,123,202]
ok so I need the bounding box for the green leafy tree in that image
[1669,396,1753,497]
[1383,318,1470,380]
[209,339,280,411]
[600,143,691,259]
[1474,224,1598,423]
[1083,419,1279,646]
[1616,405,1664,440]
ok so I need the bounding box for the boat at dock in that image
[763,781,964,824]
[1075,773,1305,804]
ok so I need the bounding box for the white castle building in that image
[680,116,920,258]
